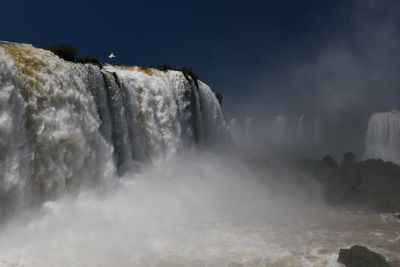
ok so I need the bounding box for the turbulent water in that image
[364,110,400,164]
[0,153,399,267]
[0,42,226,217]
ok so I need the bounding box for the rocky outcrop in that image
[296,153,400,212]
[338,245,392,267]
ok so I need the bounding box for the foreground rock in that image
[338,245,392,267]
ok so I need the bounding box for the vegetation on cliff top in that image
[42,44,223,105]
[76,56,102,68]
[43,44,103,68]
[43,44,78,62]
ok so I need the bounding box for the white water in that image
[1,153,399,267]
[0,43,115,216]
[274,114,288,145]
[295,114,304,143]
[274,114,307,146]
[0,42,226,216]
[313,116,321,145]
[228,117,238,142]
[0,48,32,214]
[364,111,400,164]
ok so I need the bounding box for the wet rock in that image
[295,155,400,212]
[341,152,357,167]
[338,245,391,267]
[321,155,339,168]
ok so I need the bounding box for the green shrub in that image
[44,44,78,62]
[76,56,103,68]
[154,65,175,72]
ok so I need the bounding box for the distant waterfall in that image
[295,114,304,143]
[275,114,288,145]
[228,117,238,142]
[274,114,308,145]
[364,111,400,164]
[244,117,253,143]
[0,42,227,216]
[312,116,321,145]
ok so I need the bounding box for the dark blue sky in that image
[3,0,399,114]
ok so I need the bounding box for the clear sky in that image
[2,0,400,116]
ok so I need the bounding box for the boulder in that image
[338,245,391,267]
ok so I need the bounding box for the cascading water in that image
[0,42,115,218]
[274,114,305,145]
[0,42,227,217]
[228,117,238,142]
[0,47,32,216]
[312,115,321,145]
[275,114,288,145]
[244,116,253,143]
[364,110,400,164]
[295,114,304,143]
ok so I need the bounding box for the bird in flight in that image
[108,52,116,59]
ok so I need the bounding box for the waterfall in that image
[228,117,238,142]
[0,47,33,216]
[0,42,227,216]
[275,114,288,145]
[312,115,321,145]
[364,110,400,164]
[295,114,304,143]
[244,116,253,143]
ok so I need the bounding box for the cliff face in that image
[0,42,227,214]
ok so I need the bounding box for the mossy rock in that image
[338,245,391,267]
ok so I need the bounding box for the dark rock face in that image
[246,151,400,212]
[338,245,391,267]
[322,155,339,168]
[342,152,357,167]
[295,153,400,212]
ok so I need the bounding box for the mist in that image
[228,0,400,115]
[225,0,400,161]
[1,149,399,266]
[0,151,328,266]
[1,1,400,266]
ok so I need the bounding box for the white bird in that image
[108,52,116,59]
